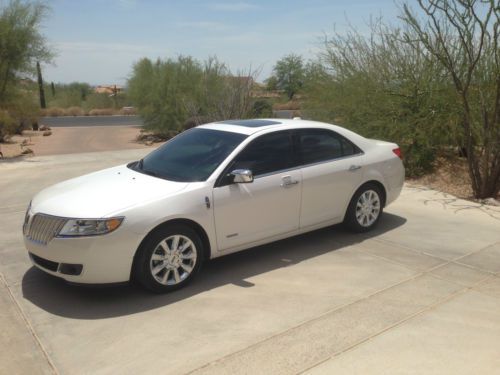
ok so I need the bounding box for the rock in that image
[43,131,52,136]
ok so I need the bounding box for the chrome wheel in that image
[355,189,381,227]
[149,235,197,285]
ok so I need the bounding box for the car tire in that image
[344,183,384,233]
[133,224,204,293]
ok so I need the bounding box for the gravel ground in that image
[0,126,156,158]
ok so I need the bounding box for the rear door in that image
[296,128,364,228]
[213,131,302,251]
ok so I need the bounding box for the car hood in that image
[31,164,189,218]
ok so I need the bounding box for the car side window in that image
[230,131,293,177]
[297,129,361,165]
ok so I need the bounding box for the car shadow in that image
[22,213,406,319]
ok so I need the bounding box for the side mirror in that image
[231,169,253,183]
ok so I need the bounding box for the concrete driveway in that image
[1,150,500,375]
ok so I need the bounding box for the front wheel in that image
[344,184,383,233]
[133,225,203,293]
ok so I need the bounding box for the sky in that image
[41,0,401,85]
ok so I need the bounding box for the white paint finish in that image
[31,164,188,218]
[213,170,302,250]
[300,155,364,227]
[23,119,404,284]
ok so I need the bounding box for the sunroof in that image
[217,119,282,127]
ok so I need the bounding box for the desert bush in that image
[84,93,114,110]
[66,106,85,116]
[302,19,457,177]
[273,100,301,111]
[88,108,116,116]
[43,107,66,117]
[128,56,256,133]
[251,99,273,118]
[119,107,136,115]
[0,109,16,141]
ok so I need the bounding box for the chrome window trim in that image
[214,127,365,187]
[252,151,364,180]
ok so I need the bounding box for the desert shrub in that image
[88,108,115,116]
[84,93,114,110]
[302,20,457,177]
[128,56,255,133]
[273,100,301,111]
[43,107,66,117]
[66,106,85,116]
[119,107,136,115]
[0,109,16,141]
[251,99,273,117]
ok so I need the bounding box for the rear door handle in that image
[348,165,362,172]
[281,176,299,188]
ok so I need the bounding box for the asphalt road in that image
[40,113,297,128]
[40,115,143,127]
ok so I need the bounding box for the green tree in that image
[402,0,500,198]
[0,0,53,102]
[128,56,256,134]
[270,53,305,100]
[303,19,456,176]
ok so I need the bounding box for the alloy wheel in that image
[355,189,381,227]
[149,235,197,285]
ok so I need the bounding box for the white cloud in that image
[209,2,259,12]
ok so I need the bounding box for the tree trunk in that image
[36,61,46,109]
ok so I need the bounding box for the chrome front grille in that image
[25,214,67,245]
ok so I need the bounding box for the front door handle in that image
[348,165,362,172]
[281,176,299,188]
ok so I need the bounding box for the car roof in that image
[199,118,364,141]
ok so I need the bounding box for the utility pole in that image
[36,61,46,109]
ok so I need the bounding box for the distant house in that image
[94,85,124,95]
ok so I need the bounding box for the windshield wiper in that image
[137,159,144,170]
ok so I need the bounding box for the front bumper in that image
[24,228,143,284]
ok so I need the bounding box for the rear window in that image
[297,129,361,165]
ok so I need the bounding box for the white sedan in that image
[23,119,404,292]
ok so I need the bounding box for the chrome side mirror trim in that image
[231,169,254,183]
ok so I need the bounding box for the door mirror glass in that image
[231,169,253,183]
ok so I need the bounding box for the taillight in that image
[393,147,402,159]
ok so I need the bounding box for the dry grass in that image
[88,108,116,116]
[273,100,301,110]
[40,107,134,117]
[119,107,137,115]
[408,156,474,199]
[41,107,66,117]
[66,106,85,116]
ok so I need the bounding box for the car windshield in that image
[129,128,247,182]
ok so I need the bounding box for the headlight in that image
[57,217,124,237]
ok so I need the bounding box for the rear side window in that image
[230,131,293,176]
[297,129,361,165]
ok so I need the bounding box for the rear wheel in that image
[344,183,383,232]
[134,225,203,293]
